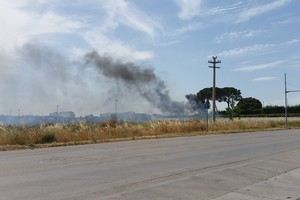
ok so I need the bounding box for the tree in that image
[219,87,242,110]
[196,87,223,103]
[237,97,262,114]
[196,87,242,118]
[225,105,241,119]
[219,87,242,119]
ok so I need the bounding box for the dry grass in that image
[0,119,299,150]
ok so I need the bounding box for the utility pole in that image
[115,96,118,116]
[18,109,21,124]
[208,56,221,123]
[285,73,288,127]
[284,73,300,127]
[56,105,59,123]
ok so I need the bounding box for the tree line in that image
[186,87,300,119]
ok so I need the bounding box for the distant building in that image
[49,111,75,118]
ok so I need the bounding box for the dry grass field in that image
[0,119,299,150]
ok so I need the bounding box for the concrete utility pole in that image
[208,56,221,123]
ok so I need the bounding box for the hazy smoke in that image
[85,51,184,115]
[0,41,188,116]
[185,94,207,114]
[0,41,108,116]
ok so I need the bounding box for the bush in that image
[40,132,57,143]
[262,106,285,114]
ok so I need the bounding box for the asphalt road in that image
[1,129,300,200]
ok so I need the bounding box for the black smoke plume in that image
[85,51,184,115]
[185,94,207,113]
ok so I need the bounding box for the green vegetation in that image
[226,105,300,117]
[263,105,300,115]
[237,97,262,115]
[189,86,300,118]
[193,87,243,119]
[1,119,300,151]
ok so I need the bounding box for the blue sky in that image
[0,0,299,116]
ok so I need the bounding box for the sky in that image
[0,0,299,116]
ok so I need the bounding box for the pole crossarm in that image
[286,90,300,93]
[208,66,220,69]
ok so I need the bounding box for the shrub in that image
[40,132,57,144]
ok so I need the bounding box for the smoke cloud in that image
[185,94,207,114]
[0,41,109,116]
[0,42,189,116]
[85,51,184,115]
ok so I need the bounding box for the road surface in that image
[1,129,300,199]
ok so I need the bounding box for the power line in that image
[286,81,300,90]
